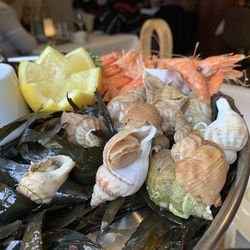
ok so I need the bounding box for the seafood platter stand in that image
[0,46,250,250]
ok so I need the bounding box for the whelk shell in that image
[124,103,161,130]
[146,149,213,220]
[204,97,248,164]
[107,87,146,130]
[173,135,228,207]
[17,155,75,204]
[91,125,157,206]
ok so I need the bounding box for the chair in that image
[139,18,173,58]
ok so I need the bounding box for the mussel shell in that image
[0,182,36,223]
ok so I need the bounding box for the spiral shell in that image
[17,155,75,204]
[107,87,146,130]
[204,98,248,164]
[171,132,204,161]
[174,111,192,142]
[75,116,102,147]
[91,126,157,206]
[124,103,161,130]
[154,86,188,111]
[176,141,227,206]
[184,98,212,132]
[152,134,170,153]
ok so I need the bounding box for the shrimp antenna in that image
[192,42,200,59]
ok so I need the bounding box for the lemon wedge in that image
[18,46,101,112]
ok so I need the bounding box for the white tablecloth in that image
[34,33,140,56]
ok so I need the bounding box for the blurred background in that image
[10,0,250,57]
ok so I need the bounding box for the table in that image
[33,33,140,56]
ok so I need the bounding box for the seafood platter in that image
[0,47,249,250]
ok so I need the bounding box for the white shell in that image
[91,126,157,206]
[204,98,248,164]
[17,155,75,203]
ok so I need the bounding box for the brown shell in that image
[143,70,164,104]
[61,112,85,144]
[152,134,170,153]
[75,116,102,147]
[103,128,142,170]
[175,141,228,206]
[154,86,188,110]
[107,88,146,130]
[171,132,204,161]
[124,103,161,130]
[174,111,192,142]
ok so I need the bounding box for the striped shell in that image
[204,98,248,164]
[124,103,161,130]
[175,140,228,206]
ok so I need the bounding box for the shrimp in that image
[99,50,145,101]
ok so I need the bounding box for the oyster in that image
[107,88,146,130]
[146,149,213,220]
[61,112,103,147]
[204,98,248,164]
[124,103,161,130]
[17,155,75,204]
[91,125,157,206]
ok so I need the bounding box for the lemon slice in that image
[18,46,101,112]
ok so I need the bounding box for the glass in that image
[74,9,85,31]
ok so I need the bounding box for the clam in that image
[61,112,103,147]
[146,149,213,220]
[204,98,248,164]
[107,87,146,130]
[91,125,157,206]
[17,155,75,204]
[124,103,161,130]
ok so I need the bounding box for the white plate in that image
[234,178,250,242]
[8,55,37,63]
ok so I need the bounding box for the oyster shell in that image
[204,98,248,164]
[17,155,75,204]
[107,87,146,130]
[124,103,161,130]
[91,125,157,206]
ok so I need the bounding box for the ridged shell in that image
[184,98,212,132]
[75,116,102,147]
[175,141,228,206]
[17,155,75,204]
[154,101,177,132]
[107,88,146,130]
[204,98,248,164]
[152,134,170,153]
[174,111,192,142]
[154,86,188,111]
[61,112,86,144]
[171,132,204,161]
[143,70,164,104]
[91,126,157,206]
[124,103,161,130]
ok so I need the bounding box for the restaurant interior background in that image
[10,0,250,55]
